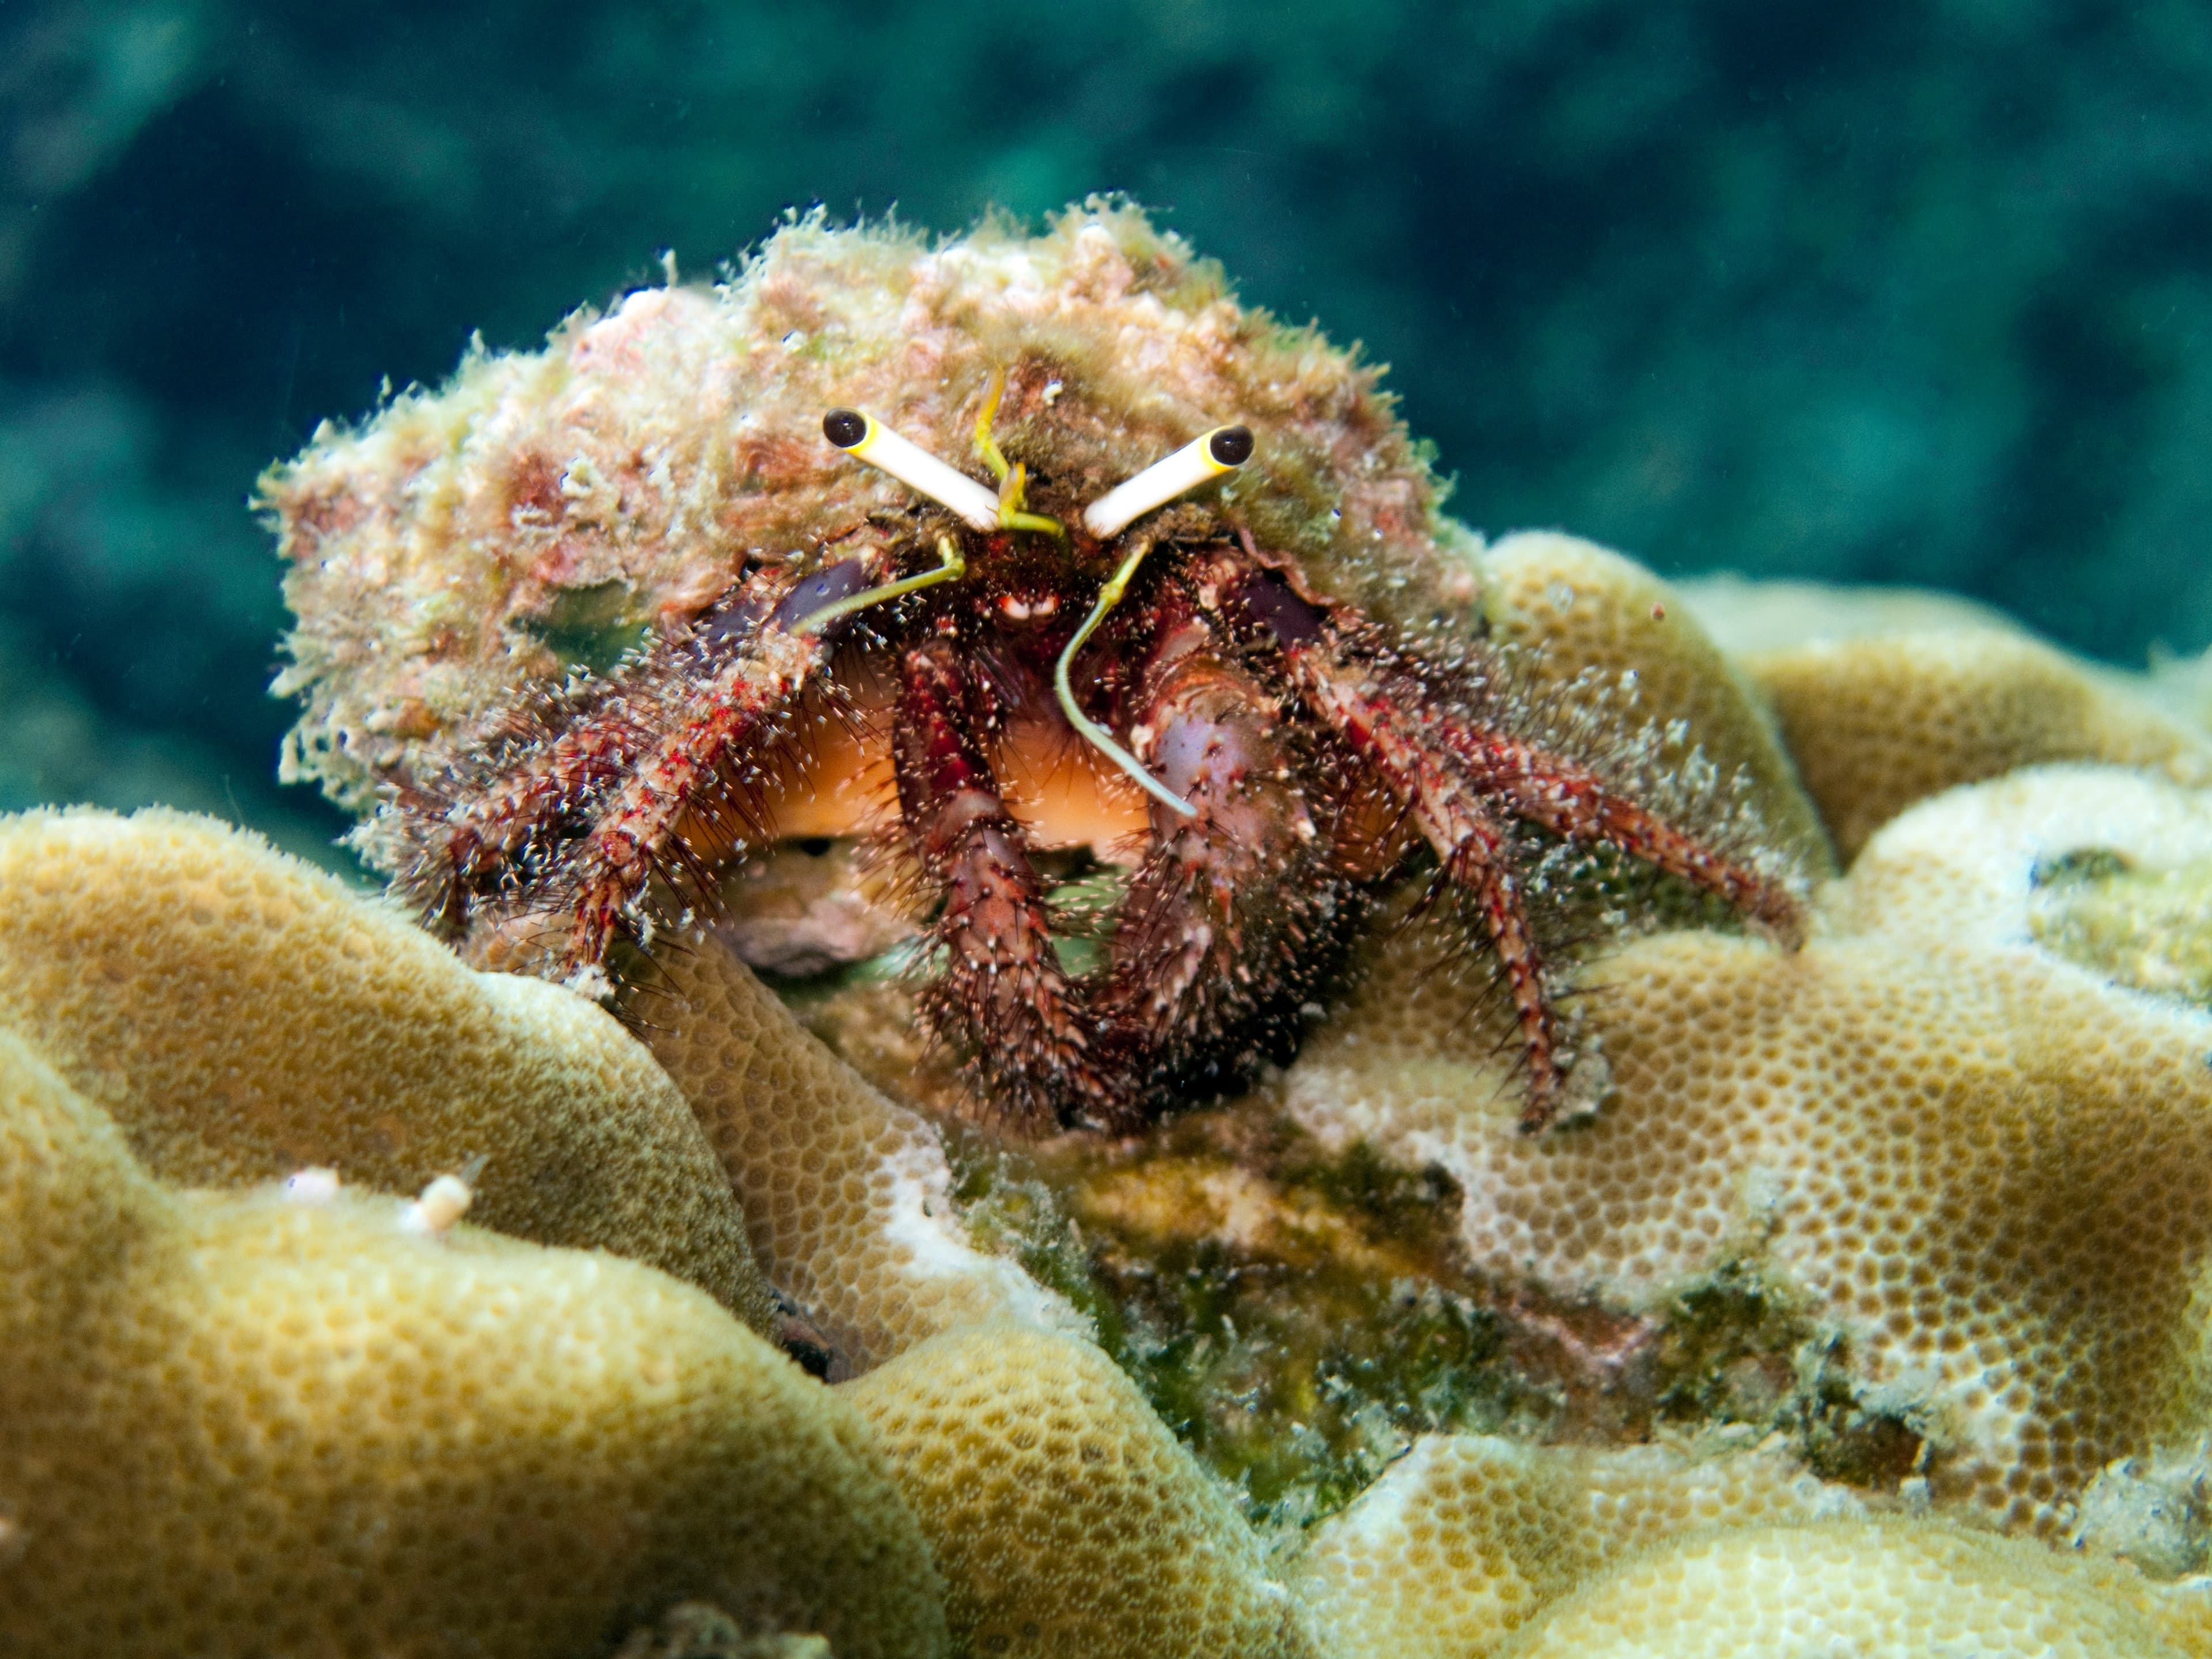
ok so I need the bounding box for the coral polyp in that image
[267,202,1804,1132]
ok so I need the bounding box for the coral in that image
[613,1603,832,1659]
[1281,766,2212,1535]
[0,806,774,1329]
[1680,580,2212,857]
[637,930,1081,1370]
[2151,644,2212,734]
[1027,1095,1520,1526]
[1503,1518,2212,1658]
[2031,853,2212,1010]
[1293,1433,1863,1658]
[1479,534,1834,875]
[0,1021,948,1659]
[841,1319,1316,1659]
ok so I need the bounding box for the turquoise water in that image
[2,0,2209,857]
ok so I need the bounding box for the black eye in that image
[823,409,869,449]
[1208,425,1254,467]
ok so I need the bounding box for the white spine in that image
[854,421,1001,532]
[1082,435,1232,538]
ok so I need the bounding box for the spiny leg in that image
[1282,630,1571,1126]
[393,692,648,934]
[1228,552,1798,1131]
[389,563,798,936]
[893,628,1129,1133]
[1102,596,1361,1108]
[1423,725,1805,944]
[555,546,906,976]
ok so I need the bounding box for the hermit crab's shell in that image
[264,200,1477,820]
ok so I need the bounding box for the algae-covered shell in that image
[265,201,1476,823]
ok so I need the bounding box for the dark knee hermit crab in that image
[267,202,1804,1135]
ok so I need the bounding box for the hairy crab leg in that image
[893,630,1132,1134]
[1278,627,1573,1127]
[1423,726,1805,944]
[1218,539,1804,1130]
[1102,594,1358,1107]
[555,547,902,978]
[391,563,798,935]
[396,696,648,934]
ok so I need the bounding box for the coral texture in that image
[1284,764,2212,1534]
[0,1022,947,1659]
[640,931,1081,1370]
[1294,1434,1863,1658]
[1505,1518,2210,1658]
[1681,579,2212,857]
[0,806,773,1329]
[842,1320,1315,1659]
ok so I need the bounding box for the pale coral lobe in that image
[268,202,1802,1132]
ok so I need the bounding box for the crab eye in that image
[822,407,1001,533]
[1081,424,1254,539]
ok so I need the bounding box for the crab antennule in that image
[795,536,967,635]
[1054,541,1200,819]
[823,408,1001,532]
[1081,424,1253,539]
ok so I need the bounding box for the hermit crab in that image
[267,202,1804,1135]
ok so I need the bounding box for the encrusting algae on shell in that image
[9,201,2212,1654]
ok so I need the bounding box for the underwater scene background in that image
[13,6,2212,1657]
[3,0,2210,862]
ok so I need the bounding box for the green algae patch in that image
[513,578,656,675]
[2031,853,2212,1010]
[991,1100,1541,1530]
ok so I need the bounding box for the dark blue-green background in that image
[5,1,2210,863]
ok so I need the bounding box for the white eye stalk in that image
[1081,425,1253,539]
[820,403,1258,820]
[823,408,1002,533]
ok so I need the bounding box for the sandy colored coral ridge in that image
[843,1320,1318,1659]
[1281,766,2212,1541]
[0,806,774,1330]
[1681,575,2212,857]
[1507,1518,2212,1657]
[0,1021,947,1658]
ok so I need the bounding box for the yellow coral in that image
[642,934,1081,1368]
[1480,533,1833,874]
[0,1024,947,1658]
[0,807,772,1329]
[1506,1518,2212,1658]
[842,1320,1315,1659]
[1283,766,2212,1533]
[1679,580,2212,857]
[1295,1434,1862,1659]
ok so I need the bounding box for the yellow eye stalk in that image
[1081,424,1253,539]
[822,407,1001,532]
[822,392,1257,820]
